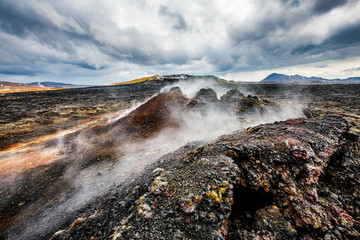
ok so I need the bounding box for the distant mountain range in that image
[29,81,90,88]
[0,81,40,90]
[261,73,360,84]
[0,81,90,93]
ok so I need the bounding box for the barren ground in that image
[0,81,359,239]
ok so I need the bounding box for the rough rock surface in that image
[194,88,219,103]
[52,116,360,239]
[220,89,269,118]
[105,87,188,140]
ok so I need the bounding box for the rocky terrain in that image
[0,75,359,239]
[238,83,360,135]
[51,116,360,240]
[0,84,160,149]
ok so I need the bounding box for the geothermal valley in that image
[0,75,359,239]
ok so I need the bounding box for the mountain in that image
[29,81,89,88]
[0,81,82,94]
[0,81,54,93]
[0,81,41,89]
[110,74,236,86]
[261,73,360,83]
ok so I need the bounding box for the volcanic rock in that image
[220,89,245,103]
[92,87,272,143]
[302,107,318,118]
[194,88,219,103]
[51,116,360,239]
[220,89,268,117]
[2,79,360,240]
[110,89,189,140]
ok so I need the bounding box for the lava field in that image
[0,76,359,239]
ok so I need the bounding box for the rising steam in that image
[4,80,306,239]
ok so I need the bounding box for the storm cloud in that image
[158,5,188,31]
[0,0,359,84]
[312,0,349,14]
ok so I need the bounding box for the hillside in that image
[110,74,235,86]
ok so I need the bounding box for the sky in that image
[0,0,360,85]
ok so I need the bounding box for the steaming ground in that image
[2,80,305,239]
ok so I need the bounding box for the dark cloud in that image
[315,64,328,68]
[158,5,188,31]
[227,2,305,48]
[312,0,349,14]
[71,62,105,71]
[291,24,360,56]
[0,69,38,77]
[0,1,168,69]
[1,1,193,69]
[326,24,360,45]
[0,2,48,38]
[345,67,360,72]
[281,0,301,7]
[0,1,79,54]
[0,0,359,83]
[291,44,316,55]
[222,0,360,73]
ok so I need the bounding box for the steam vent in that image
[1,75,360,240]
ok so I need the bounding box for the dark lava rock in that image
[220,89,269,117]
[302,107,318,118]
[220,89,245,103]
[51,116,360,239]
[247,94,258,100]
[194,88,219,103]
